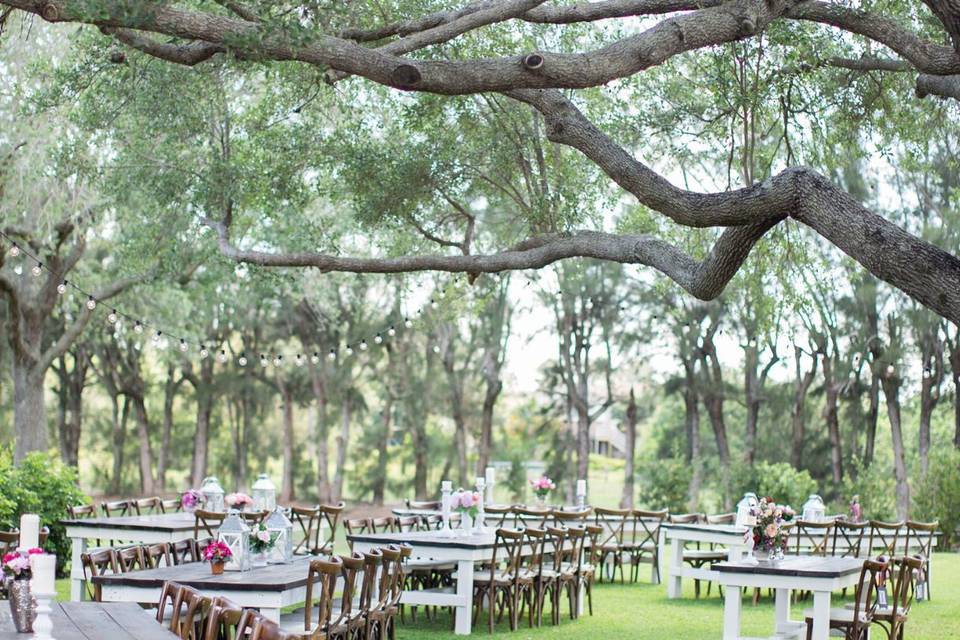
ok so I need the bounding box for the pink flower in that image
[764,523,779,539]
[257,530,271,543]
[27,548,44,556]
[226,492,253,507]
[2,553,18,564]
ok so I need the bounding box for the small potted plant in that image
[4,548,44,632]
[181,489,204,513]
[249,523,278,567]
[452,490,481,535]
[225,492,254,512]
[529,475,556,508]
[203,540,233,575]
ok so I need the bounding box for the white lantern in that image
[218,511,251,572]
[265,507,294,564]
[201,476,226,512]
[252,473,277,512]
[802,494,826,522]
[736,492,759,527]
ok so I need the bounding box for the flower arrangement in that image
[849,495,863,522]
[750,498,795,552]
[2,549,44,580]
[249,523,279,553]
[452,490,481,518]
[530,475,556,500]
[181,489,204,511]
[225,492,254,510]
[203,541,233,564]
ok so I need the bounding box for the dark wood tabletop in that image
[60,512,196,532]
[93,556,312,592]
[714,555,864,578]
[348,530,498,550]
[0,601,178,639]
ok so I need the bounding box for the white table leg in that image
[454,559,474,635]
[774,588,792,633]
[70,536,87,602]
[654,529,665,585]
[810,590,831,640]
[722,585,742,640]
[667,539,684,598]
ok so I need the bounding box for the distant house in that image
[590,415,627,458]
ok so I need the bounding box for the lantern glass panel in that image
[252,473,277,512]
[218,511,250,571]
[201,476,226,512]
[265,508,293,564]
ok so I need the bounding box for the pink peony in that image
[257,530,271,543]
[27,548,44,555]
[226,492,254,507]
[764,523,779,539]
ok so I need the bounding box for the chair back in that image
[669,513,701,525]
[849,558,888,637]
[81,548,118,601]
[483,504,513,528]
[194,510,227,538]
[512,506,550,528]
[868,520,905,556]
[705,513,735,525]
[356,548,383,626]
[523,527,548,578]
[422,514,443,530]
[593,507,630,547]
[370,516,397,533]
[905,520,938,559]
[156,581,182,624]
[68,504,96,519]
[161,498,182,513]
[116,545,147,572]
[133,496,164,515]
[392,546,412,606]
[290,506,321,555]
[171,538,199,565]
[250,617,296,640]
[545,526,568,572]
[552,507,592,526]
[396,515,420,532]
[331,554,364,630]
[630,509,668,550]
[344,517,371,548]
[303,556,342,632]
[203,597,252,640]
[563,526,588,575]
[890,556,925,625]
[490,528,527,585]
[317,502,345,554]
[143,542,173,568]
[793,519,834,556]
[101,500,130,517]
[0,530,19,556]
[377,545,403,610]
[405,499,441,510]
[584,525,603,567]
[240,510,269,526]
[174,585,211,640]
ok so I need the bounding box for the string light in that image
[260,354,268,367]
[430,298,438,309]
[238,353,248,366]
[86,296,96,310]
[217,349,227,363]
[359,339,368,351]
[200,346,209,359]
[326,350,335,362]
[388,326,396,337]
[346,345,354,356]
[404,317,413,328]
[923,367,932,379]
[57,281,67,294]
[432,344,441,354]
[374,333,383,344]
[273,355,283,366]
[312,352,322,364]
[31,262,42,277]
[152,331,162,344]
[134,321,144,334]
[8,244,19,257]
[107,309,118,324]
[295,354,304,366]
[13,265,22,275]
[179,339,188,352]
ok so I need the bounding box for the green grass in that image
[54,553,960,639]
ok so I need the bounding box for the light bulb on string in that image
[152,331,162,344]
[260,354,268,367]
[134,321,144,334]
[923,367,932,380]
[360,340,368,351]
[404,317,413,328]
[430,298,438,310]
[13,264,22,276]
[346,345,355,356]
[388,326,396,337]
[886,364,896,376]
[432,344,441,354]
[8,244,19,257]
[57,281,67,295]
[86,296,96,310]
[585,298,594,310]
[107,309,118,324]
[238,353,248,366]
[200,346,209,359]
[179,339,188,353]
[311,352,321,364]
[374,334,383,344]
[31,262,42,277]
[295,354,304,366]
[273,355,283,367]
[326,350,335,362]
[217,349,228,364]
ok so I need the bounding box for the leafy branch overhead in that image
[4,0,960,324]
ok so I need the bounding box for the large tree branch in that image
[917,72,960,99]
[107,28,224,65]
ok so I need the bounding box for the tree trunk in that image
[189,359,216,487]
[918,371,936,476]
[621,388,637,509]
[411,414,429,499]
[477,372,501,476]
[863,372,880,466]
[109,395,128,494]
[790,346,817,469]
[333,395,352,502]
[158,365,180,491]
[822,354,843,485]
[442,338,469,487]
[308,364,332,503]
[743,345,759,466]
[278,379,295,503]
[372,395,392,506]
[12,356,47,462]
[947,330,960,449]
[130,394,156,495]
[881,375,910,520]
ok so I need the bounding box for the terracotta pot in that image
[211,561,225,575]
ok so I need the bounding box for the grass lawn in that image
[54,552,960,639]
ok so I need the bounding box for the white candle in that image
[485,466,495,485]
[441,480,452,492]
[576,479,587,497]
[30,553,57,594]
[19,514,40,550]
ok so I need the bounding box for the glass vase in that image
[8,579,35,633]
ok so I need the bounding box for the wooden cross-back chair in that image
[873,555,925,639]
[171,539,199,565]
[803,557,886,640]
[132,496,164,515]
[161,498,182,513]
[524,527,555,628]
[143,542,173,569]
[370,516,397,533]
[582,525,603,616]
[592,507,630,583]
[869,521,905,557]
[905,520,938,600]
[68,503,96,519]
[473,528,534,633]
[705,513,735,525]
[626,509,668,584]
[290,506,321,555]
[395,515,420,532]
[343,518,371,550]
[194,510,227,538]
[551,508,592,526]
[794,520,835,557]
[510,505,548,529]
[483,504,513,529]
[365,545,404,640]
[171,585,212,640]
[277,556,341,636]
[405,499,441,510]
[241,510,270,527]
[101,499,130,517]
[316,502,345,555]
[116,545,147,573]
[328,554,364,640]
[0,530,19,556]
[203,597,257,640]
[833,520,868,558]
[81,548,118,601]
[558,526,590,618]
[351,549,383,638]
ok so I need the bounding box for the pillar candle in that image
[484,466,495,485]
[19,514,40,550]
[30,553,57,594]
[576,479,587,498]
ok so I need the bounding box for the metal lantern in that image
[217,511,251,571]
[802,494,826,522]
[736,492,759,527]
[252,473,277,512]
[201,476,226,512]
[265,507,293,564]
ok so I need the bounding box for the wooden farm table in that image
[662,523,750,599]
[349,529,560,636]
[61,513,198,602]
[93,556,312,622]
[0,601,178,640]
[714,556,863,640]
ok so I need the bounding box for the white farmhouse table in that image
[714,556,863,640]
[61,512,198,602]
[662,522,750,599]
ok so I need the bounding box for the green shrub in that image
[636,457,692,513]
[912,448,960,549]
[840,457,896,521]
[0,448,89,575]
[730,462,819,512]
